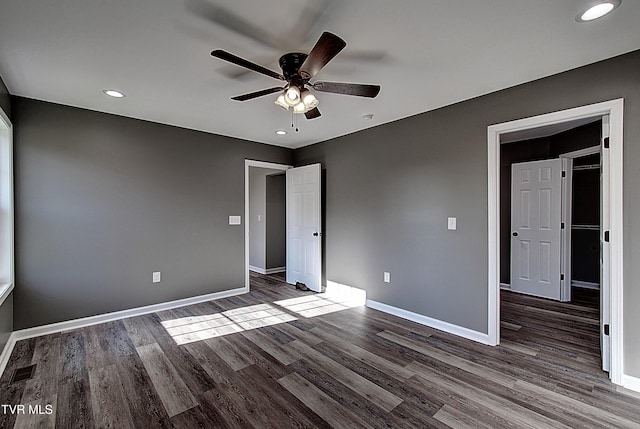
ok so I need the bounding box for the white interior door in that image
[511,159,562,300]
[286,163,322,292]
[601,115,611,373]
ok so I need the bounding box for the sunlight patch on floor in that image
[162,281,366,345]
[161,303,297,345]
[275,281,366,318]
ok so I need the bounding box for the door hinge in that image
[561,222,565,229]
[604,324,610,336]
[562,170,566,178]
[560,274,565,281]
[604,137,610,149]
[604,231,610,242]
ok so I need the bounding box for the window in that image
[0,108,13,305]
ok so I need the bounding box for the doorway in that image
[244,160,291,291]
[487,99,624,385]
[504,119,601,301]
[248,167,287,275]
[244,160,323,293]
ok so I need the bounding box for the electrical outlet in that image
[384,272,390,283]
[448,217,457,230]
[153,272,161,283]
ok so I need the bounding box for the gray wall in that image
[266,173,286,269]
[294,49,640,377]
[13,97,291,329]
[0,74,12,351]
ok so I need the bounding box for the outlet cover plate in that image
[153,272,161,283]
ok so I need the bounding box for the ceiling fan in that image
[211,32,381,119]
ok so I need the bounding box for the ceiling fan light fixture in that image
[301,89,319,110]
[577,1,620,22]
[275,93,289,110]
[284,86,301,106]
[293,101,308,114]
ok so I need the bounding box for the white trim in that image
[487,98,624,385]
[0,109,13,308]
[244,159,292,291]
[249,265,286,275]
[560,157,573,302]
[0,332,17,379]
[621,374,640,394]
[572,280,600,290]
[366,299,491,345]
[0,286,246,378]
[608,101,624,385]
[0,283,13,307]
[558,145,600,304]
[561,145,601,159]
[500,283,511,290]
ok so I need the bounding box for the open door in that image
[511,159,562,300]
[601,115,611,373]
[286,163,322,292]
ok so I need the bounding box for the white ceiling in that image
[0,1,638,149]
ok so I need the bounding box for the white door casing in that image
[511,159,562,300]
[286,163,322,292]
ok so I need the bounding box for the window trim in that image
[0,106,14,307]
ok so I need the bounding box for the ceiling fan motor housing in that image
[279,53,308,81]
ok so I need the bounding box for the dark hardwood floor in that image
[1,273,639,428]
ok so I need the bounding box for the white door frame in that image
[559,144,601,303]
[244,160,292,291]
[487,99,624,385]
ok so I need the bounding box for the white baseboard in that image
[0,286,247,378]
[365,299,491,345]
[500,283,511,290]
[572,280,600,290]
[0,333,17,380]
[621,374,640,394]
[250,266,286,275]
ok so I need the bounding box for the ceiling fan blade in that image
[312,81,381,98]
[211,50,285,81]
[186,0,288,50]
[304,107,322,120]
[298,32,346,80]
[231,87,285,101]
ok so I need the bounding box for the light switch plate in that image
[448,217,457,230]
[384,272,390,283]
[153,272,161,283]
[229,215,241,225]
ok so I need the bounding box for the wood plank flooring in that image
[1,273,639,428]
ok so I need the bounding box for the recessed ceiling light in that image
[577,1,620,22]
[103,89,126,98]
[275,130,287,136]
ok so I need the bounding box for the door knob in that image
[513,232,518,237]
[313,232,319,237]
